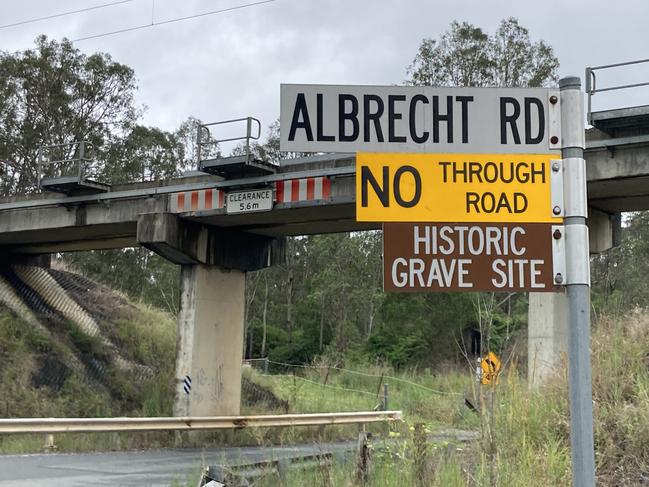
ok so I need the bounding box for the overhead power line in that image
[0,0,133,31]
[73,0,277,42]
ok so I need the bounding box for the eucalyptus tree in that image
[0,36,138,194]
[407,18,559,88]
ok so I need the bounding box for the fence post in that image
[245,117,252,163]
[383,383,389,411]
[413,423,428,486]
[37,147,43,189]
[43,433,56,452]
[195,121,202,166]
[264,357,269,374]
[355,431,371,485]
[78,142,85,180]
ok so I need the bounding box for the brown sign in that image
[383,222,561,292]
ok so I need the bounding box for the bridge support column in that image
[174,264,245,417]
[588,208,621,253]
[137,213,285,416]
[527,292,569,387]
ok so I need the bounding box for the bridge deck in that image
[0,126,648,253]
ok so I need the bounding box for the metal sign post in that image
[560,76,595,486]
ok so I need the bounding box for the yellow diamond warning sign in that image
[356,153,561,223]
[481,352,502,386]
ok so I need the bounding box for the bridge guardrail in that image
[585,58,649,124]
[0,411,402,434]
[197,117,262,165]
[37,141,94,188]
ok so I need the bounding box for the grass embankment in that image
[0,302,177,454]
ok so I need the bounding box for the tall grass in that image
[247,364,477,427]
[256,310,649,486]
[0,302,177,453]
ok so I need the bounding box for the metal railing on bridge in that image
[37,141,109,195]
[197,117,279,179]
[585,58,649,124]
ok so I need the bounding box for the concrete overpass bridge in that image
[1,100,648,415]
[3,124,647,254]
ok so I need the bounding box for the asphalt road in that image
[0,442,355,487]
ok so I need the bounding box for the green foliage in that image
[104,125,183,183]
[0,36,138,195]
[61,248,180,314]
[590,311,649,484]
[407,18,559,87]
[268,331,319,365]
[113,303,176,370]
[591,212,649,315]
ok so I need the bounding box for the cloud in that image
[1,0,648,135]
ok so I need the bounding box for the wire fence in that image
[243,358,467,417]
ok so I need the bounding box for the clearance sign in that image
[356,152,559,223]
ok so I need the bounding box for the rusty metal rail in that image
[0,411,402,435]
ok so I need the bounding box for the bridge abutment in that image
[174,264,246,416]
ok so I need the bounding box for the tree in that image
[407,18,559,88]
[102,126,184,183]
[591,211,649,315]
[0,36,138,195]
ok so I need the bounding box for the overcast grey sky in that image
[1,0,649,139]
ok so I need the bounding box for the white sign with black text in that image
[280,84,561,154]
[225,188,274,214]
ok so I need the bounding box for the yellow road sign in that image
[356,153,561,223]
[480,352,502,385]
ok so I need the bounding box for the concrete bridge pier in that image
[528,207,620,386]
[136,213,284,416]
[174,265,245,416]
[528,292,568,386]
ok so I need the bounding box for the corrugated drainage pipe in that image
[0,274,89,379]
[13,266,102,338]
[13,266,153,381]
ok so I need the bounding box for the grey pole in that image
[560,76,596,486]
